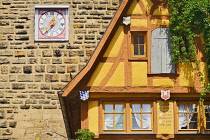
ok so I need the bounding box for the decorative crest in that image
[79,90,89,101]
[123,16,131,25]
[161,90,170,101]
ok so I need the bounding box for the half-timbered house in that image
[60,0,210,139]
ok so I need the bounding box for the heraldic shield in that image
[161,90,170,101]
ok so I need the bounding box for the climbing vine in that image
[166,0,210,101]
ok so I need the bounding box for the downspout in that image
[57,91,72,139]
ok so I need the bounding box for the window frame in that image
[130,102,153,132]
[102,102,126,132]
[204,103,210,131]
[101,100,154,133]
[176,102,199,133]
[128,30,148,61]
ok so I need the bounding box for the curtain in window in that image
[115,104,124,130]
[189,104,197,129]
[206,105,210,117]
[105,114,113,130]
[132,104,140,129]
[142,104,151,129]
[179,104,187,129]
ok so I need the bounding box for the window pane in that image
[132,113,140,129]
[189,104,196,112]
[142,104,151,112]
[179,113,187,129]
[139,35,144,44]
[105,114,113,130]
[189,113,197,129]
[115,104,124,112]
[134,45,139,55]
[134,35,139,44]
[132,104,140,112]
[179,104,186,112]
[105,104,113,112]
[142,114,151,129]
[140,45,144,55]
[206,105,210,129]
[115,114,124,130]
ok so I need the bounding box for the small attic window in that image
[130,32,147,60]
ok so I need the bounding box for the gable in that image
[62,0,206,97]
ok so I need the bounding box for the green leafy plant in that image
[75,129,95,140]
[166,0,210,101]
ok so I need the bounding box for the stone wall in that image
[0,0,120,139]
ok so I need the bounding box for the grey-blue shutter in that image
[151,28,175,73]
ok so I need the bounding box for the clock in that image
[35,6,69,41]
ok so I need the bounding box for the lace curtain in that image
[104,104,124,130]
[179,104,196,129]
[132,104,151,129]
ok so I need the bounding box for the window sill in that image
[100,132,155,135]
[147,73,179,76]
[128,57,148,61]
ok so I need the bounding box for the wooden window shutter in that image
[151,28,175,73]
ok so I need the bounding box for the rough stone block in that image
[27,50,35,57]
[60,75,71,82]
[39,100,50,104]
[17,75,33,82]
[42,50,52,57]
[32,105,42,109]
[64,58,78,64]
[27,84,39,89]
[0,121,7,128]
[9,75,16,82]
[0,76,8,82]
[34,75,44,82]
[52,58,62,64]
[51,83,65,90]
[0,99,10,104]
[1,66,8,74]
[0,50,13,56]
[67,65,78,73]
[10,66,22,73]
[30,94,45,99]
[15,51,25,57]
[25,99,37,104]
[0,58,10,64]
[35,65,45,73]
[9,121,17,128]
[43,106,57,109]
[0,42,8,49]
[41,58,50,64]
[28,58,38,64]
[40,84,50,90]
[12,99,23,104]
[57,66,66,73]
[12,83,25,89]
[20,105,30,109]
[47,65,56,73]
[23,65,32,73]
[15,94,28,98]
[12,58,26,64]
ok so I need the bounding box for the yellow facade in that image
[88,101,99,135]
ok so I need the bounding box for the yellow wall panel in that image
[131,19,147,27]
[103,26,124,57]
[153,79,174,87]
[88,101,98,135]
[106,62,124,87]
[142,0,153,14]
[151,19,169,26]
[126,0,143,15]
[132,62,147,87]
[87,63,113,86]
[199,62,208,87]
[179,63,194,87]
[153,8,169,16]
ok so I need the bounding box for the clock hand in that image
[43,16,56,31]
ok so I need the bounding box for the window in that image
[102,102,153,133]
[131,103,152,130]
[131,33,146,58]
[205,105,210,129]
[178,103,198,130]
[151,28,175,73]
[104,103,125,130]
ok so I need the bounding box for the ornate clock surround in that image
[35,5,69,41]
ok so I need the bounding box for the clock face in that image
[39,11,65,37]
[35,7,69,41]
